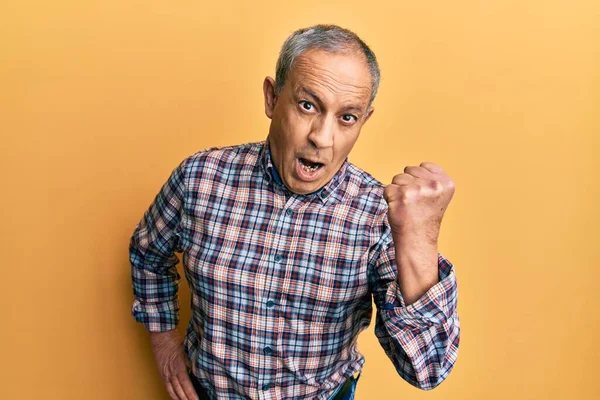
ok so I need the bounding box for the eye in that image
[299,100,314,111]
[341,114,358,124]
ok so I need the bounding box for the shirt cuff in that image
[132,298,180,332]
[380,254,457,330]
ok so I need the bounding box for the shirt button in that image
[285,208,293,216]
[274,254,282,262]
[262,384,270,391]
[263,346,273,356]
[266,300,275,308]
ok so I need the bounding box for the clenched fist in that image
[383,162,455,244]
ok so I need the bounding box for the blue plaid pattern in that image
[130,141,460,399]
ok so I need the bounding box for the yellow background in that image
[1,0,599,399]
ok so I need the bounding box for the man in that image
[130,24,459,400]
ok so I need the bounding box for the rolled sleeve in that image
[380,254,457,328]
[129,158,188,332]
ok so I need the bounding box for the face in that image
[263,48,374,194]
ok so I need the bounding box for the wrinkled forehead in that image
[287,49,372,108]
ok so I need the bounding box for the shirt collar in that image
[259,140,348,204]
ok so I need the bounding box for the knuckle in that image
[429,179,443,192]
[401,187,417,202]
[391,173,405,184]
[447,178,456,190]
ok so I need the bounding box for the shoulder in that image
[344,162,388,210]
[185,141,262,168]
[180,141,263,177]
[343,164,393,248]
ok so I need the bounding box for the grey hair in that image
[275,24,380,108]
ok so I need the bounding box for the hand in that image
[383,162,455,243]
[149,330,198,400]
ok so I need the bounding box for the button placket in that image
[259,201,296,398]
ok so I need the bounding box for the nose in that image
[308,114,335,149]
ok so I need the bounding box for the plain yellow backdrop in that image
[1,0,599,399]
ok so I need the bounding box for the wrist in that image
[149,329,180,347]
[392,230,438,256]
[391,222,440,246]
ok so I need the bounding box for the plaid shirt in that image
[130,141,460,399]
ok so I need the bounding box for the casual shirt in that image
[129,141,460,399]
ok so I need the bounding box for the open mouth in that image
[298,157,324,173]
[295,157,326,182]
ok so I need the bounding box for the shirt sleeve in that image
[129,158,188,332]
[369,220,460,390]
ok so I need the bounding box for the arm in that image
[129,158,186,332]
[371,161,459,389]
[129,157,198,400]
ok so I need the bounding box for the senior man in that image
[130,24,460,400]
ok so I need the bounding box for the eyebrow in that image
[297,87,324,109]
[296,86,365,115]
[339,105,364,114]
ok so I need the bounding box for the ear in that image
[263,77,278,119]
[363,107,375,124]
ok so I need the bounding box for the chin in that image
[291,180,325,195]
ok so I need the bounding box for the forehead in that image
[287,49,372,106]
